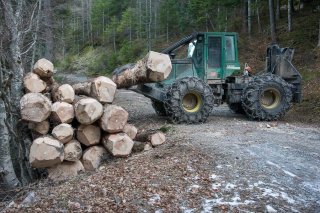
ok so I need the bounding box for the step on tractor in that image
[132,32,302,123]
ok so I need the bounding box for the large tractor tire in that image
[241,73,293,121]
[151,100,167,116]
[164,77,214,124]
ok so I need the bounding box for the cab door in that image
[205,35,224,79]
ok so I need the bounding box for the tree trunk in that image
[43,0,54,61]
[269,0,277,43]
[318,19,320,47]
[276,0,280,20]
[256,0,262,33]
[288,0,293,32]
[248,0,252,37]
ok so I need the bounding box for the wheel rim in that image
[182,92,202,112]
[260,88,281,109]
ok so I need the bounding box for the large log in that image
[135,130,166,146]
[123,124,138,140]
[64,140,82,161]
[28,120,50,135]
[51,102,75,124]
[102,133,134,157]
[90,76,117,103]
[20,93,52,123]
[82,146,108,171]
[23,72,47,93]
[48,160,85,181]
[52,84,75,103]
[72,82,92,96]
[76,124,101,146]
[74,98,103,125]
[99,105,128,133]
[52,123,74,143]
[29,136,64,168]
[112,51,172,88]
[33,58,54,78]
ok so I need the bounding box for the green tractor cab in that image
[132,32,302,123]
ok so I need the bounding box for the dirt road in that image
[115,89,320,212]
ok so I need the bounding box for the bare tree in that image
[269,0,277,43]
[276,0,280,20]
[248,0,252,37]
[0,0,39,189]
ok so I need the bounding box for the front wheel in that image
[241,73,293,121]
[164,77,214,124]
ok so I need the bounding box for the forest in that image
[0,0,320,193]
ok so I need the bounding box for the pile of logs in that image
[21,57,167,181]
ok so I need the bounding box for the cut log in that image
[52,84,75,103]
[112,51,172,88]
[135,130,166,146]
[48,160,85,181]
[72,95,89,105]
[33,58,54,78]
[91,76,117,103]
[100,105,128,133]
[76,124,101,146]
[74,98,103,125]
[28,120,50,135]
[72,82,92,96]
[102,133,134,157]
[51,102,74,123]
[20,93,52,123]
[132,141,151,153]
[82,146,108,171]
[29,136,64,168]
[64,140,82,161]
[52,123,74,143]
[23,72,47,93]
[123,124,138,140]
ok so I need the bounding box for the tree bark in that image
[43,0,54,61]
[256,0,262,33]
[318,19,320,47]
[268,0,277,43]
[276,0,280,20]
[248,0,252,37]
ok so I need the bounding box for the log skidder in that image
[241,73,293,121]
[164,77,214,124]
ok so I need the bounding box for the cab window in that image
[225,36,235,61]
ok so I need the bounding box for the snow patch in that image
[212,183,221,190]
[282,170,297,178]
[225,183,236,190]
[202,197,255,212]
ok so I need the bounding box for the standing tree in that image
[0,0,39,189]
[268,0,277,43]
[318,19,320,47]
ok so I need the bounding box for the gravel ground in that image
[2,87,319,213]
[115,89,320,212]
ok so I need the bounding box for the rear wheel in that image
[164,77,214,124]
[241,73,292,121]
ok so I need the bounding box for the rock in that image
[123,124,138,140]
[64,140,82,161]
[29,136,64,168]
[33,58,54,78]
[52,84,75,103]
[20,93,52,123]
[144,143,152,151]
[74,98,103,125]
[51,102,74,123]
[76,124,101,146]
[28,120,50,135]
[48,161,85,181]
[91,76,116,103]
[82,146,108,171]
[23,72,47,93]
[102,133,134,157]
[100,105,128,133]
[52,123,74,143]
